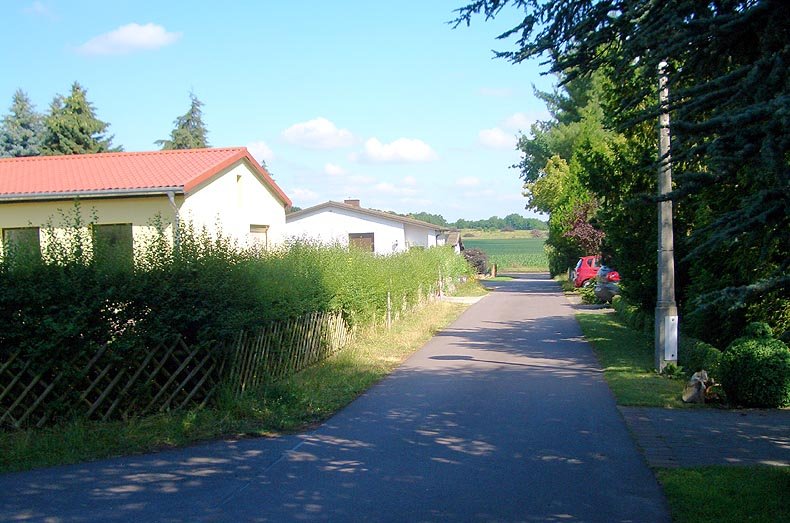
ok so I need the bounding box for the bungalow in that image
[0,147,292,258]
[284,199,460,255]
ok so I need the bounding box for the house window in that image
[2,227,41,260]
[92,223,133,267]
[349,232,374,252]
[250,224,269,249]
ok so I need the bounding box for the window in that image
[92,223,133,268]
[349,232,374,252]
[2,227,41,260]
[250,224,269,249]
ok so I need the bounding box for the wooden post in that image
[386,291,392,330]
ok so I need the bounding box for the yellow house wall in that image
[0,159,287,255]
[0,196,176,255]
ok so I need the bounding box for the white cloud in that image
[77,23,181,55]
[281,117,354,149]
[290,188,320,201]
[373,182,417,196]
[479,127,517,149]
[503,112,535,131]
[246,141,274,164]
[403,176,417,186]
[456,176,480,187]
[355,137,438,164]
[324,163,346,176]
[24,1,54,17]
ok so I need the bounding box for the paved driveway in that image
[1,274,670,522]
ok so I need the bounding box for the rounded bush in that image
[745,322,773,339]
[720,324,790,408]
[680,340,723,378]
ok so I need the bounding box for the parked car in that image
[570,256,601,287]
[593,265,621,303]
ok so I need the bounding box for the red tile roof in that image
[0,147,291,206]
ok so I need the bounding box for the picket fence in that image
[0,310,353,430]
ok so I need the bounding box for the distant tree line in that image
[408,211,547,231]
[0,83,209,157]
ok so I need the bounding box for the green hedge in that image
[0,221,473,371]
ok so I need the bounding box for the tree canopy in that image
[0,89,43,157]
[40,82,118,155]
[156,92,209,150]
[456,0,789,344]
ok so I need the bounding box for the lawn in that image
[576,312,685,407]
[657,466,790,523]
[463,237,548,272]
[576,311,787,523]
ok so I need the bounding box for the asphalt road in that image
[0,274,670,522]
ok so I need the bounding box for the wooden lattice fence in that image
[226,310,353,394]
[1,310,354,430]
[0,336,226,429]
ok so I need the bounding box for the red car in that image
[571,256,600,287]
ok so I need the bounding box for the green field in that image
[463,238,548,272]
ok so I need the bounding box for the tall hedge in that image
[0,220,473,363]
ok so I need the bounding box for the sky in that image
[1,1,557,222]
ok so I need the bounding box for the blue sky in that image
[1,1,555,221]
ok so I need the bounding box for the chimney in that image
[344,199,361,208]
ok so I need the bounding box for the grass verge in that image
[657,466,790,523]
[576,312,686,407]
[0,300,470,473]
[577,312,788,523]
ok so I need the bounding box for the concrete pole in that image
[655,61,679,372]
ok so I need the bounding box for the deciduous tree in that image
[456,0,790,343]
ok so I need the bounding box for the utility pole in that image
[655,60,678,372]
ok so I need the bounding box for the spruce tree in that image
[0,89,43,157]
[156,92,209,150]
[41,82,119,155]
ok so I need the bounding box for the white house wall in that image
[285,207,444,255]
[180,160,287,248]
[404,224,438,249]
[285,208,410,255]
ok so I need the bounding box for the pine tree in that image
[156,92,209,150]
[0,89,44,157]
[41,82,119,155]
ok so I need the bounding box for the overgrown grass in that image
[0,299,469,473]
[462,238,548,272]
[576,313,686,407]
[657,466,790,523]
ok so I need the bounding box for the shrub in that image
[679,339,723,378]
[463,248,488,274]
[578,285,598,304]
[719,323,790,408]
[611,295,652,333]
